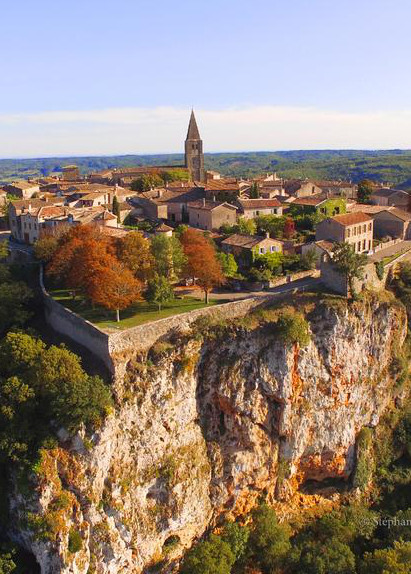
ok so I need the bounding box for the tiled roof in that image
[239,198,282,209]
[5,180,39,190]
[331,212,372,226]
[372,187,408,198]
[380,207,411,222]
[187,201,237,212]
[204,180,240,191]
[289,194,327,206]
[221,233,278,249]
[139,187,204,204]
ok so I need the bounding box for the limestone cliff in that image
[10,296,407,573]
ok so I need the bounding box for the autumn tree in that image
[117,231,155,282]
[180,229,224,303]
[47,225,115,298]
[283,217,296,239]
[90,259,142,322]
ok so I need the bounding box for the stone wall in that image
[39,268,113,372]
[40,268,287,376]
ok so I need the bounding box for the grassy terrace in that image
[51,289,224,331]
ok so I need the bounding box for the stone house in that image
[221,233,283,268]
[301,240,334,268]
[187,200,238,230]
[284,179,323,198]
[316,212,373,253]
[61,165,81,181]
[238,198,283,219]
[370,188,409,209]
[372,208,411,240]
[2,180,40,199]
[289,195,346,217]
[135,187,204,223]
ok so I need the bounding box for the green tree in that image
[180,535,235,574]
[331,242,368,298]
[297,538,356,574]
[255,215,286,238]
[221,521,249,562]
[146,275,174,311]
[151,235,186,280]
[357,179,374,204]
[130,174,163,192]
[360,540,411,574]
[237,217,257,236]
[0,265,32,335]
[216,252,238,278]
[249,182,260,198]
[300,248,317,270]
[112,195,121,223]
[249,503,291,573]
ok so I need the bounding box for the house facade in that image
[289,196,346,217]
[372,208,411,240]
[370,188,409,209]
[221,233,283,268]
[187,200,238,230]
[3,181,40,199]
[316,212,373,253]
[238,198,283,219]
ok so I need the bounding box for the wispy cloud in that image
[1,105,410,158]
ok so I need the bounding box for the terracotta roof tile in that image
[331,212,372,226]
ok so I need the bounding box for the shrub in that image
[221,521,249,562]
[180,534,235,574]
[352,427,374,489]
[249,503,291,573]
[68,529,82,553]
[274,311,311,347]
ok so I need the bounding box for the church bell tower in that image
[185,110,205,183]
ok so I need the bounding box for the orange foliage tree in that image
[89,259,142,322]
[47,225,115,299]
[116,231,155,282]
[180,229,224,303]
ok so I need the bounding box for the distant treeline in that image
[1,149,411,188]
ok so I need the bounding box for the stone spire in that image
[185,110,205,183]
[186,109,201,140]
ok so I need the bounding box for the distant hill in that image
[1,149,411,186]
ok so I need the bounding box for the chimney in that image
[266,232,270,239]
[203,197,206,207]
[213,195,216,203]
[158,189,163,198]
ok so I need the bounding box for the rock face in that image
[10,297,407,573]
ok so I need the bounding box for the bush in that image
[180,534,235,574]
[68,529,82,553]
[221,521,249,562]
[352,427,374,490]
[249,504,291,573]
[274,311,311,347]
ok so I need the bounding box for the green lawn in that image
[50,289,222,331]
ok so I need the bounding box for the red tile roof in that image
[239,198,282,209]
[331,212,372,226]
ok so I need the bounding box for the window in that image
[358,241,361,251]
[259,247,266,254]
[270,246,278,252]
[272,208,277,214]
[353,227,356,236]
[369,223,372,231]
[347,229,351,238]
[363,224,366,233]
[363,239,366,250]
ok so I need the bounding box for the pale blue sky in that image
[1,0,411,156]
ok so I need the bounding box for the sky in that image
[1,0,410,157]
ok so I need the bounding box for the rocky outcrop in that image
[10,296,407,573]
